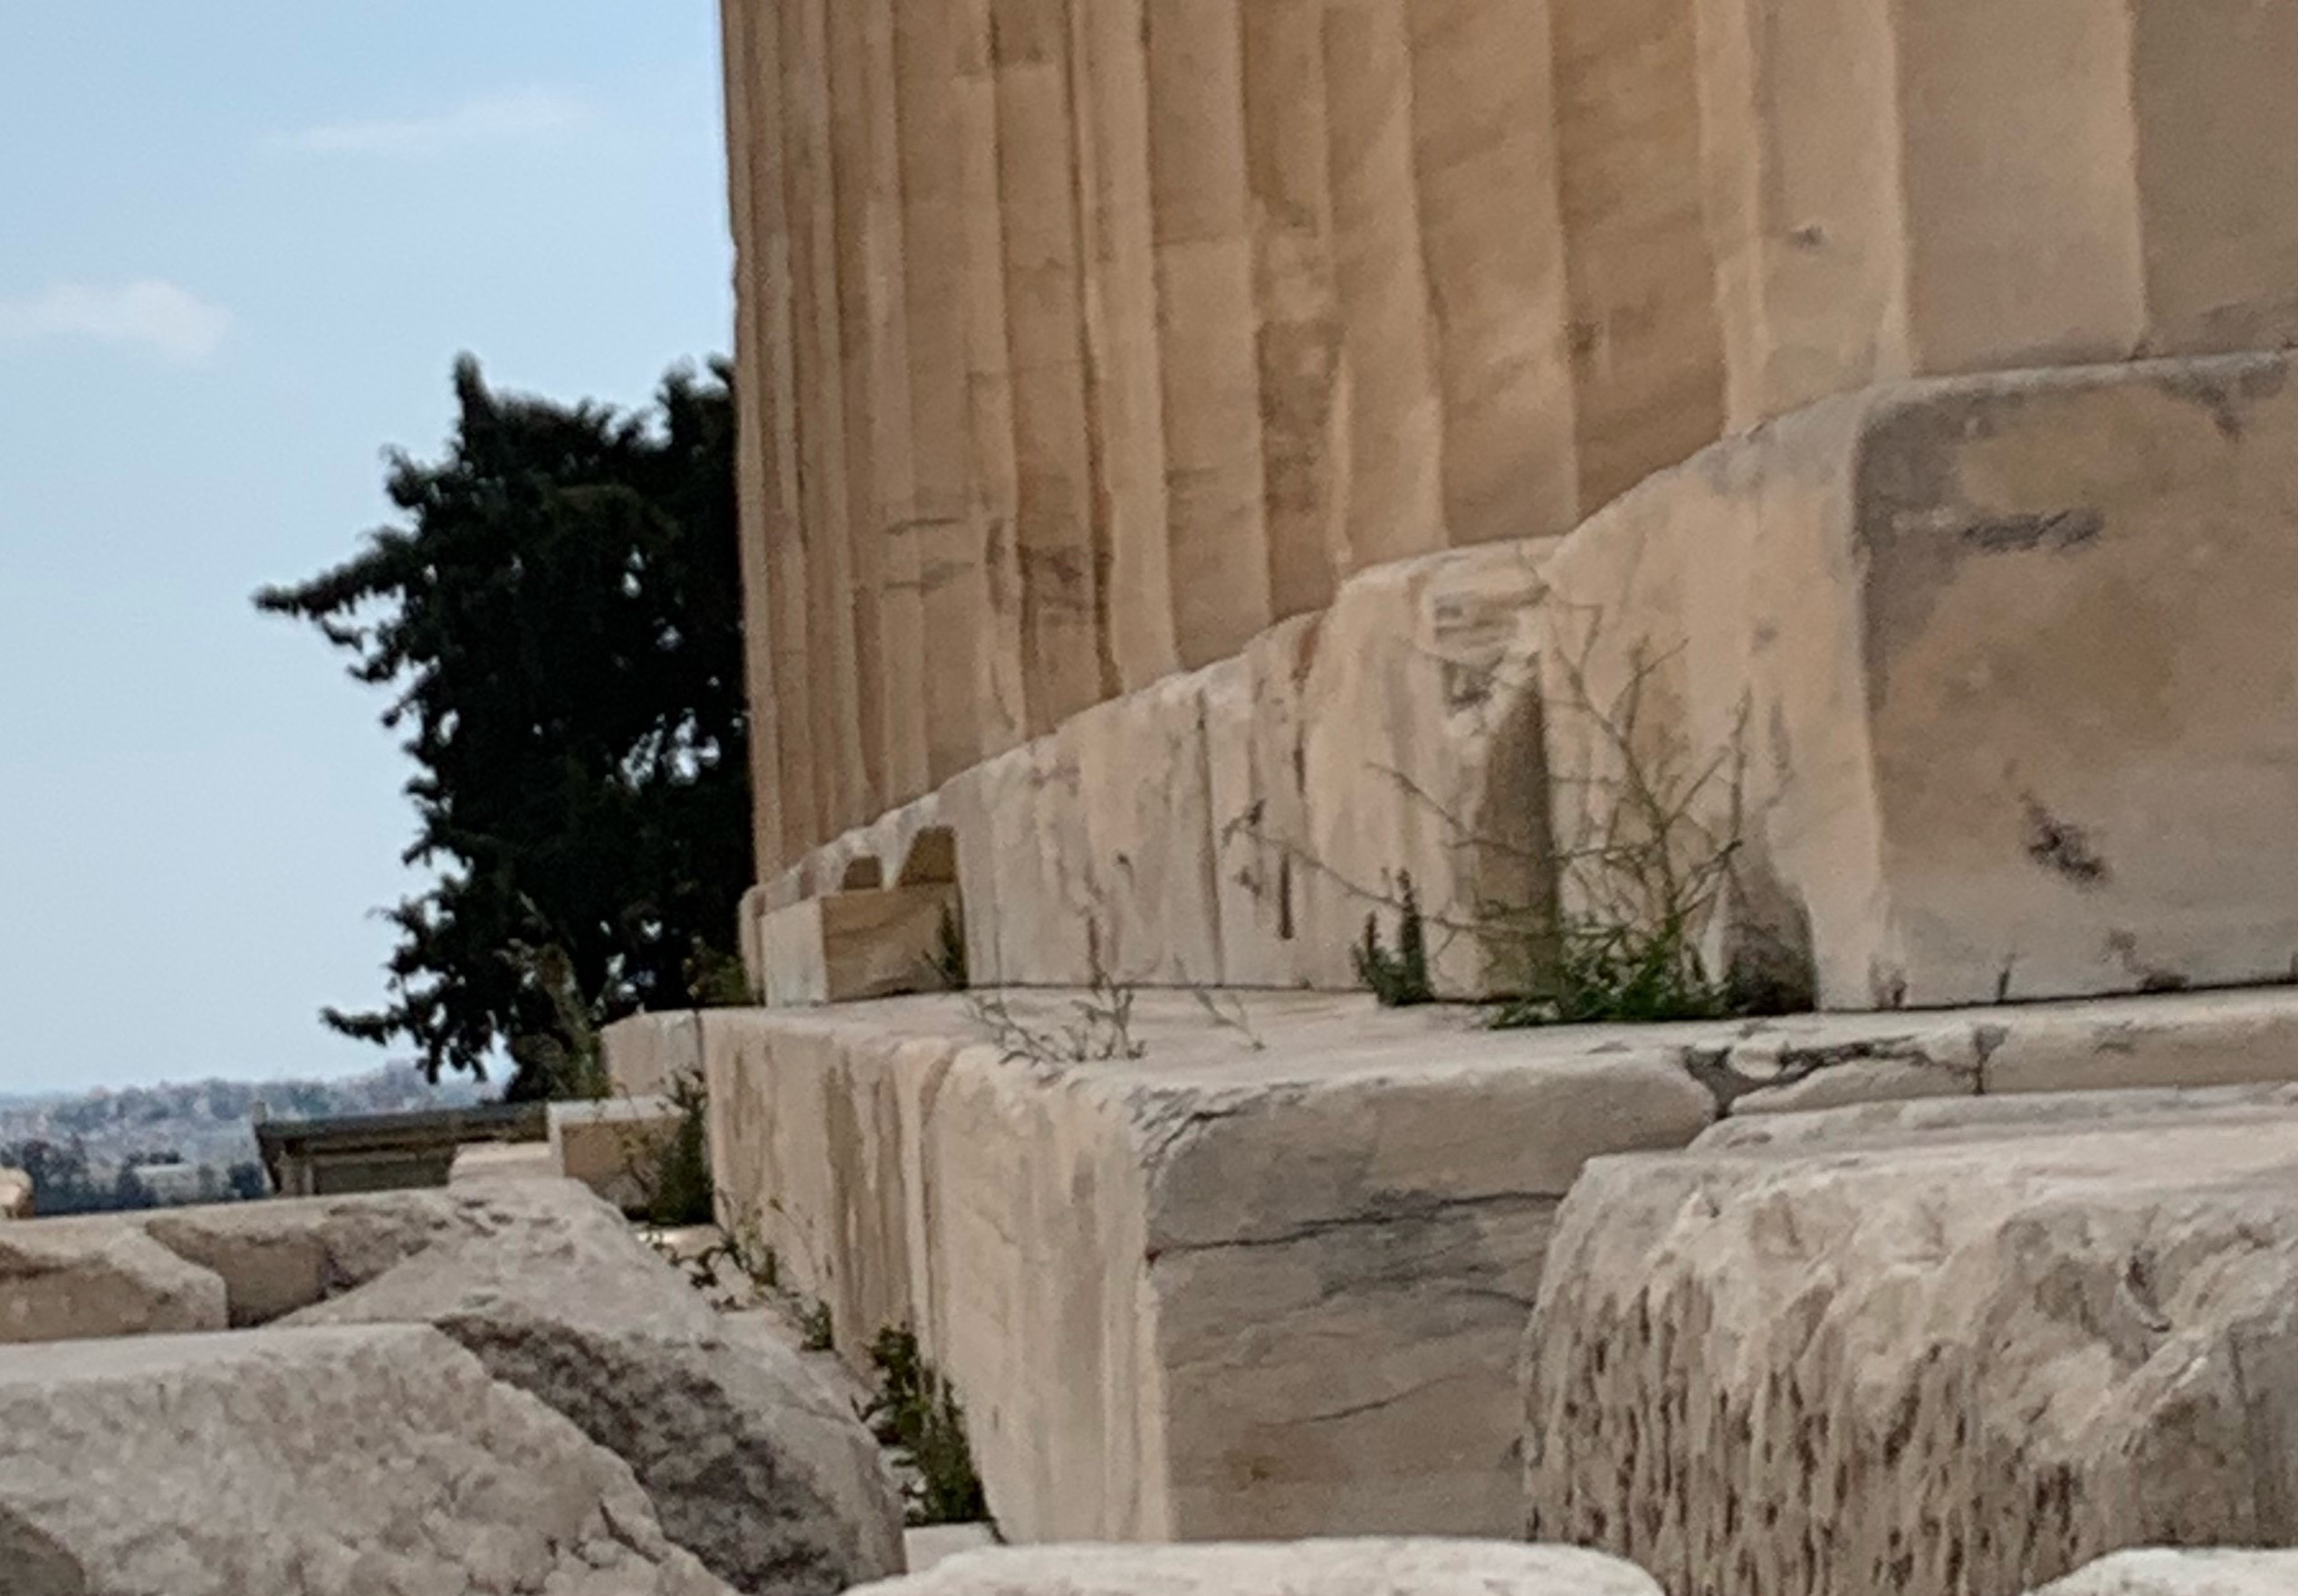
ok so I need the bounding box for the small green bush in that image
[865,1327,991,1527]
[800,1297,834,1352]
[643,1073,714,1228]
[1352,874,1435,1008]
[1489,913,1738,1028]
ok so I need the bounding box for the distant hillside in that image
[0,1064,493,1178]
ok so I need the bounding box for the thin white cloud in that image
[0,281,232,363]
[280,87,589,158]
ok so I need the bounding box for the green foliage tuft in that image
[1489,914,1738,1027]
[641,1073,714,1228]
[685,941,755,1008]
[864,1327,991,1527]
[1352,874,1436,1008]
[800,1297,835,1352]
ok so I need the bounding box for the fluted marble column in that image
[724,0,2298,875]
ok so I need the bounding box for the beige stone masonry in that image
[603,1008,705,1100]
[752,534,1560,999]
[674,993,1713,1542]
[757,884,962,1007]
[606,984,2298,1545]
[724,0,2298,879]
[0,1222,227,1343]
[1539,350,2298,1011]
[0,1325,738,1596]
[549,1097,685,1212]
[1699,0,2298,430]
[754,350,2298,1014]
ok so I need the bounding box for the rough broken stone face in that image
[0,1221,226,1343]
[844,1542,1665,1596]
[285,1180,904,1596]
[1523,1106,2298,1596]
[139,1177,580,1326]
[0,1324,733,1596]
[2032,1549,2298,1596]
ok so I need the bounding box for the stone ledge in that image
[666,992,1712,1543]
[608,982,2298,1544]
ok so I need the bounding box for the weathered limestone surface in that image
[600,986,2298,1548]
[1292,540,1556,994]
[551,1096,685,1211]
[7,1180,669,1333]
[759,884,962,1007]
[138,1179,586,1326]
[0,1221,226,1343]
[768,536,1562,997]
[664,993,1713,1541]
[1699,0,2298,432]
[1699,1080,2298,1154]
[449,1140,560,1185]
[848,1542,1664,1596]
[0,1324,734,1596]
[1539,351,2298,1011]
[2034,1550,2298,1596]
[1524,1097,2298,1596]
[609,1008,706,1099]
[287,1180,905,1596]
[0,1168,30,1219]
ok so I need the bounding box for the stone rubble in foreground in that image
[0,1179,904,1596]
[0,1324,735,1596]
[7,1074,2298,1592]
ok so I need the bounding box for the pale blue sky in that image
[0,4,732,1093]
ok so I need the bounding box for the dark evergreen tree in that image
[257,356,749,1098]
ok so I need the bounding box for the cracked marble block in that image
[688,993,1711,1543]
[1539,350,2298,1011]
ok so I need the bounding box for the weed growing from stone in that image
[863,1327,991,1527]
[684,939,756,1007]
[1217,609,1809,1026]
[964,970,1146,1064]
[932,903,969,992]
[644,1073,714,1227]
[1353,873,1437,1007]
[1489,634,1774,1027]
[608,1071,715,1228]
[800,1297,835,1352]
[1190,986,1267,1050]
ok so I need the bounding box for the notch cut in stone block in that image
[758,885,963,1008]
[548,1096,681,1214]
